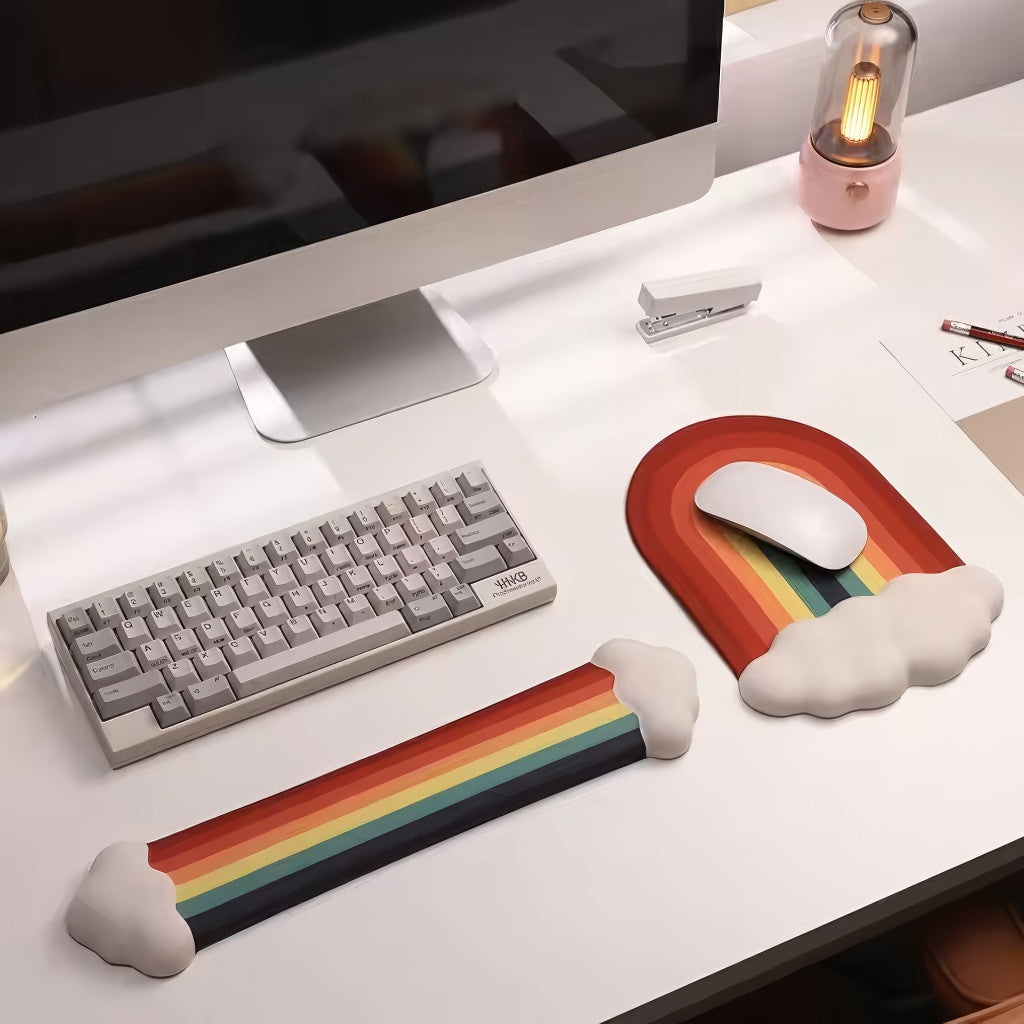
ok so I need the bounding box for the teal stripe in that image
[834,564,872,597]
[178,712,640,918]
[756,542,831,617]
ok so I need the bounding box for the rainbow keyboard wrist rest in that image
[66,638,699,977]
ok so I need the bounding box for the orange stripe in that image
[167,687,622,885]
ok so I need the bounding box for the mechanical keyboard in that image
[48,462,556,767]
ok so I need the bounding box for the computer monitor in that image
[0,0,722,439]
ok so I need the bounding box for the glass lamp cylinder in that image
[798,2,918,230]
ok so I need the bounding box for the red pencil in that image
[942,319,1024,350]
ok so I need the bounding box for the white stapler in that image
[636,267,762,343]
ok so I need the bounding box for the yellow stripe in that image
[850,552,887,594]
[725,530,814,622]
[175,702,632,902]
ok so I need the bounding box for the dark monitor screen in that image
[0,1,722,333]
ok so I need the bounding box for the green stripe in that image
[756,542,831,617]
[178,713,641,918]
[834,564,872,597]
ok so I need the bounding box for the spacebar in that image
[228,612,411,698]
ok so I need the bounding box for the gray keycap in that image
[430,505,463,535]
[72,627,121,671]
[228,606,260,638]
[85,651,141,693]
[237,575,270,606]
[452,546,506,585]
[368,584,402,615]
[208,556,243,588]
[147,606,181,639]
[236,545,272,577]
[311,605,346,636]
[152,691,190,728]
[430,475,461,506]
[116,616,152,651]
[196,647,230,679]
[375,495,409,526]
[224,636,260,669]
[138,639,172,672]
[229,612,410,698]
[498,535,534,568]
[294,555,327,586]
[284,586,318,617]
[167,628,202,661]
[182,675,236,716]
[163,659,201,691]
[444,584,482,616]
[425,562,457,593]
[457,491,503,525]
[88,597,121,631]
[425,536,457,565]
[404,515,437,547]
[312,575,346,607]
[369,555,401,586]
[119,587,155,620]
[350,534,383,564]
[177,566,214,598]
[402,594,453,632]
[293,526,327,556]
[397,545,431,576]
[456,467,490,496]
[404,485,437,517]
[340,594,374,625]
[178,596,211,629]
[198,617,231,649]
[148,576,184,609]
[255,596,289,628]
[452,513,518,555]
[207,586,242,617]
[267,564,298,596]
[341,565,373,595]
[322,515,356,547]
[349,506,383,536]
[94,671,167,720]
[323,543,355,575]
[253,626,289,658]
[264,535,300,567]
[282,615,317,646]
[379,525,410,554]
[396,574,430,603]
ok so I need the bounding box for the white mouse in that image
[694,462,867,571]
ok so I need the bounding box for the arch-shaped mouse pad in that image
[626,415,966,678]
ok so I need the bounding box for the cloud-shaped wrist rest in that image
[66,639,699,978]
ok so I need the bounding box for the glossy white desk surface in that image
[2,83,1023,1023]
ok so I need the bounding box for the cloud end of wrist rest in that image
[66,640,699,977]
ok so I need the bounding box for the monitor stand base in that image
[224,287,495,443]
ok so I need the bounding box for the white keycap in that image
[208,586,242,617]
[182,675,235,715]
[341,594,374,625]
[425,563,457,593]
[457,492,503,525]
[369,556,401,586]
[350,535,383,565]
[95,672,167,721]
[283,615,317,646]
[196,648,229,679]
[163,659,201,691]
[267,564,298,596]
[228,607,260,638]
[430,476,461,506]
[293,526,327,556]
[401,594,453,633]
[255,596,289,628]
[379,525,410,554]
[323,544,355,575]
[198,618,231,650]
[152,692,190,728]
[88,597,121,630]
[148,576,184,609]
[311,605,346,637]
[452,513,518,555]
[225,636,260,669]
[264,535,300,566]
[208,557,243,588]
[138,639,172,672]
[284,587,318,617]
[322,516,356,547]
[368,584,402,614]
[452,546,506,584]
[444,584,482,616]
[498,536,534,568]
[72,628,121,671]
[312,576,346,607]
[167,629,202,661]
[86,652,141,693]
[58,607,93,644]
[236,546,271,577]
[116,616,152,651]
[456,467,490,496]
[119,588,154,620]
[253,626,289,658]
[237,575,270,606]
[375,495,409,526]
[294,555,327,586]
[430,505,463,535]
[147,606,181,639]
[425,536,457,565]
[397,546,431,576]
[404,515,437,547]
[404,485,437,516]
[178,596,211,629]
[177,566,213,597]
[349,506,383,535]
[341,565,373,595]
[396,574,430,603]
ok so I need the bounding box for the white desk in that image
[3,82,1024,1024]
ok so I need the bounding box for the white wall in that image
[718,0,1024,174]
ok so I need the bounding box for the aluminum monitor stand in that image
[224,287,495,442]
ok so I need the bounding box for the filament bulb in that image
[840,61,881,143]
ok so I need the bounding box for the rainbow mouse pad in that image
[626,416,1002,716]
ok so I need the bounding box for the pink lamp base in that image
[798,138,901,230]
